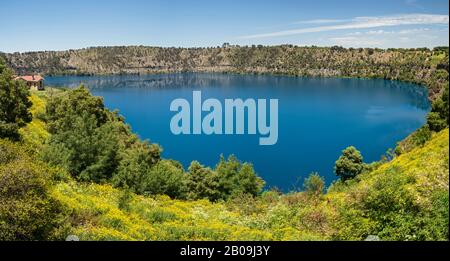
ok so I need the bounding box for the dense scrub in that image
[0,139,68,240]
[9,127,446,241]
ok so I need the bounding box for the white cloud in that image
[239,14,449,39]
[293,19,349,24]
[398,28,430,34]
[328,26,447,48]
[329,36,384,47]
[366,30,390,35]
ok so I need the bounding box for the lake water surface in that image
[46,73,430,191]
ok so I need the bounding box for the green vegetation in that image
[328,130,449,240]
[303,173,325,196]
[5,45,449,96]
[0,139,67,240]
[2,119,447,240]
[0,49,448,241]
[39,86,264,201]
[427,84,449,132]
[0,57,32,140]
[334,146,366,181]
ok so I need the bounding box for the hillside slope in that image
[50,128,448,241]
[3,46,449,97]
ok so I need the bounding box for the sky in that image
[0,0,448,52]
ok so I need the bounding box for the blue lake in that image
[45,73,430,191]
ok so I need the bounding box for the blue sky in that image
[0,0,448,52]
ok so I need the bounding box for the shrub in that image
[141,160,187,198]
[303,172,325,196]
[427,84,449,132]
[334,146,365,181]
[215,155,265,199]
[0,140,67,240]
[112,140,161,187]
[411,125,432,146]
[186,161,221,201]
[42,113,121,182]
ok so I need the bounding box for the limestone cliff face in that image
[2,45,448,97]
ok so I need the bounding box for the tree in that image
[303,172,325,196]
[215,155,265,199]
[141,160,186,198]
[427,84,449,132]
[411,125,432,146]
[45,85,107,135]
[42,111,121,182]
[112,140,161,192]
[334,146,365,181]
[186,161,221,201]
[0,57,32,140]
[42,86,139,182]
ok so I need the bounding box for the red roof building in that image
[14,75,44,90]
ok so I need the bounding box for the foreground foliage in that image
[0,57,32,140]
[46,129,448,241]
[0,140,67,240]
[2,101,447,240]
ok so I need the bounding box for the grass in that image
[47,129,448,241]
[19,88,63,148]
[19,92,49,148]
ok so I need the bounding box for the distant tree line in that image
[4,45,448,96]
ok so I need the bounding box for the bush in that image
[0,140,67,240]
[215,155,265,200]
[112,140,161,192]
[427,84,449,132]
[334,146,365,181]
[45,85,108,135]
[186,161,221,201]
[303,172,325,196]
[42,113,121,182]
[411,125,432,146]
[141,160,187,198]
[42,86,162,185]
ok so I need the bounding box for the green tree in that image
[427,84,449,132]
[0,57,32,140]
[45,85,107,135]
[42,111,120,182]
[42,86,130,182]
[303,172,325,196]
[112,140,161,192]
[411,125,432,146]
[141,160,187,198]
[334,146,365,181]
[186,161,221,201]
[215,155,265,199]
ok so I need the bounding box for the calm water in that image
[45,73,430,191]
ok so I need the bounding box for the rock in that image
[365,235,380,241]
